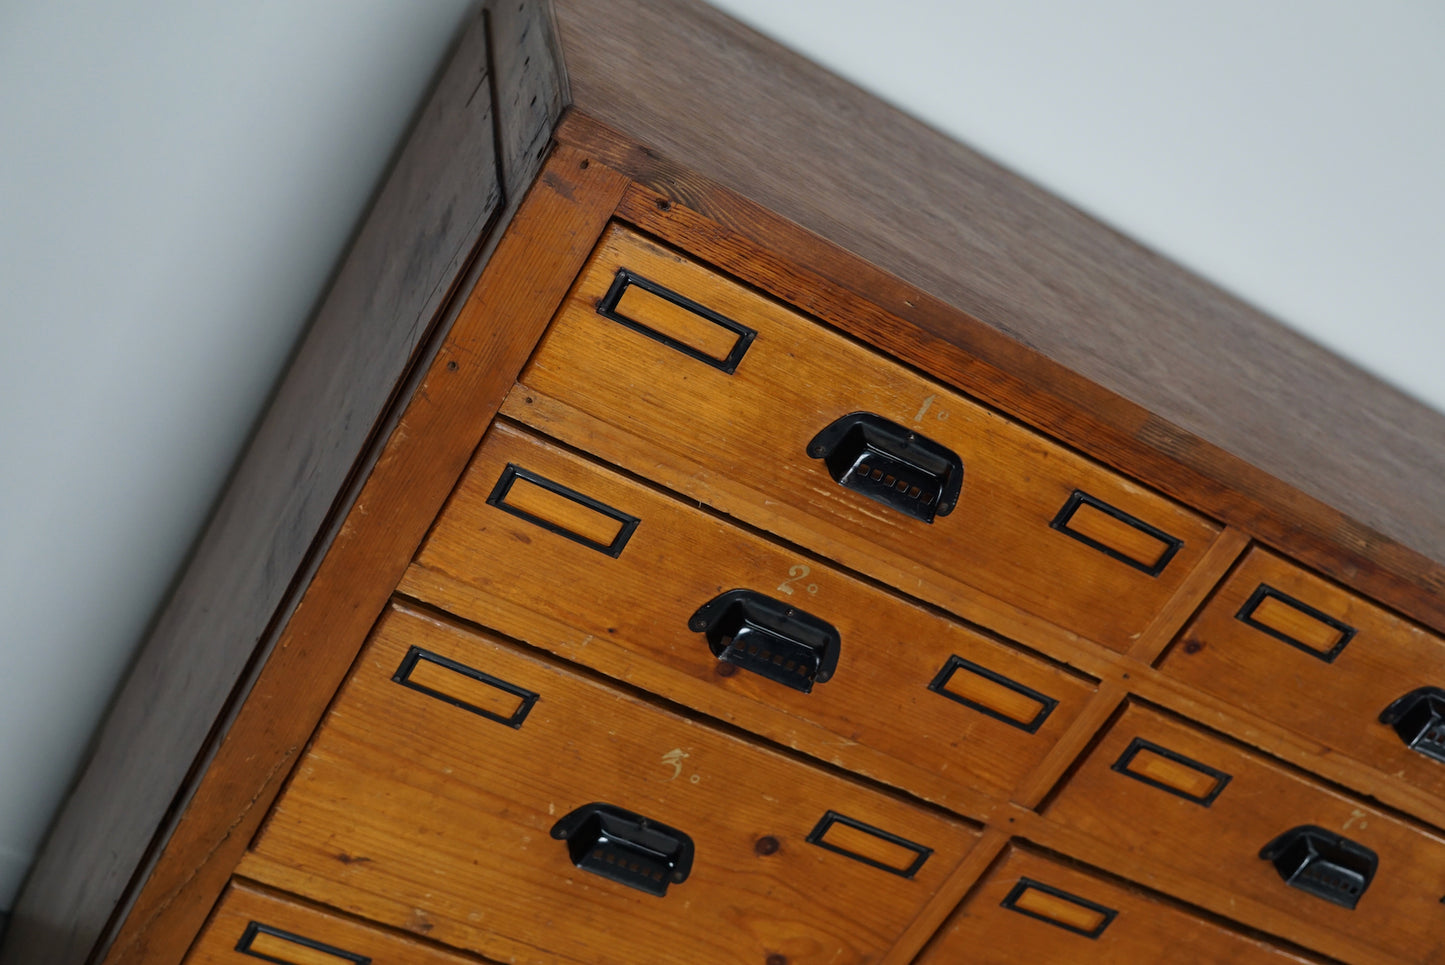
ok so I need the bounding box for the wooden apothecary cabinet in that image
[6,2,1445,964]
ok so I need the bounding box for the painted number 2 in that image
[777,564,818,596]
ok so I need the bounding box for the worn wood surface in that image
[591,155,1445,646]
[1043,702,1445,963]
[238,602,978,965]
[80,145,625,965]
[1159,547,1445,816]
[917,845,1324,964]
[184,880,495,965]
[0,7,541,962]
[554,0,1445,634]
[400,420,1096,812]
[516,223,1223,652]
[876,828,1012,965]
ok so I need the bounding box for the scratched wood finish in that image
[917,845,1322,964]
[237,603,978,965]
[77,148,627,965]
[1044,702,1445,963]
[400,421,1096,812]
[183,881,493,965]
[0,8,518,962]
[516,224,1222,653]
[1159,547,1445,815]
[0,5,569,964]
[554,0,1445,634]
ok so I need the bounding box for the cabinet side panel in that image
[0,4,564,963]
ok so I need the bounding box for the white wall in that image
[0,0,472,908]
[0,0,1440,913]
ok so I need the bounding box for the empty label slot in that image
[1238,585,1355,661]
[615,283,741,362]
[1051,491,1182,576]
[928,655,1056,733]
[597,269,756,373]
[1111,737,1231,806]
[807,811,932,878]
[486,464,640,557]
[1003,879,1116,938]
[392,647,539,729]
[505,476,625,546]
[238,923,369,965]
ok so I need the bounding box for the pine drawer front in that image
[399,421,1095,810]
[184,881,484,965]
[1159,546,1445,809]
[237,603,977,965]
[1043,703,1445,962]
[512,224,1221,653]
[916,846,1320,964]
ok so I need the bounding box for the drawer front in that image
[1159,546,1445,807]
[239,603,977,965]
[400,421,1095,808]
[1045,703,1445,962]
[917,846,1319,964]
[186,880,480,964]
[514,224,1221,652]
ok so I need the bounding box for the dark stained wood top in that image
[554,0,1445,601]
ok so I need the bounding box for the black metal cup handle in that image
[806,412,963,523]
[688,589,840,693]
[1259,825,1377,909]
[1380,687,1445,763]
[551,802,694,897]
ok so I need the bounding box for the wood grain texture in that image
[399,420,1096,813]
[517,223,1223,652]
[917,845,1325,964]
[553,0,1445,629]
[238,602,979,965]
[594,161,1445,651]
[75,146,626,965]
[0,8,533,962]
[183,881,496,965]
[1125,528,1253,664]
[1159,547,1445,818]
[1044,702,1445,963]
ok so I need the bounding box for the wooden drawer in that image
[399,421,1096,810]
[1044,702,1445,962]
[511,224,1222,652]
[237,603,977,965]
[185,880,484,964]
[1159,546,1445,810]
[916,845,1319,964]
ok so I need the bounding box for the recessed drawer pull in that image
[486,463,641,558]
[806,810,933,878]
[236,921,370,965]
[1379,687,1445,763]
[392,646,540,729]
[1000,877,1118,939]
[1110,737,1232,806]
[1049,490,1183,576]
[806,412,963,523]
[550,802,695,897]
[596,268,757,373]
[1259,825,1378,909]
[927,655,1058,733]
[1235,584,1357,663]
[688,589,841,693]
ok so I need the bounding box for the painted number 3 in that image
[777,564,818,596]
